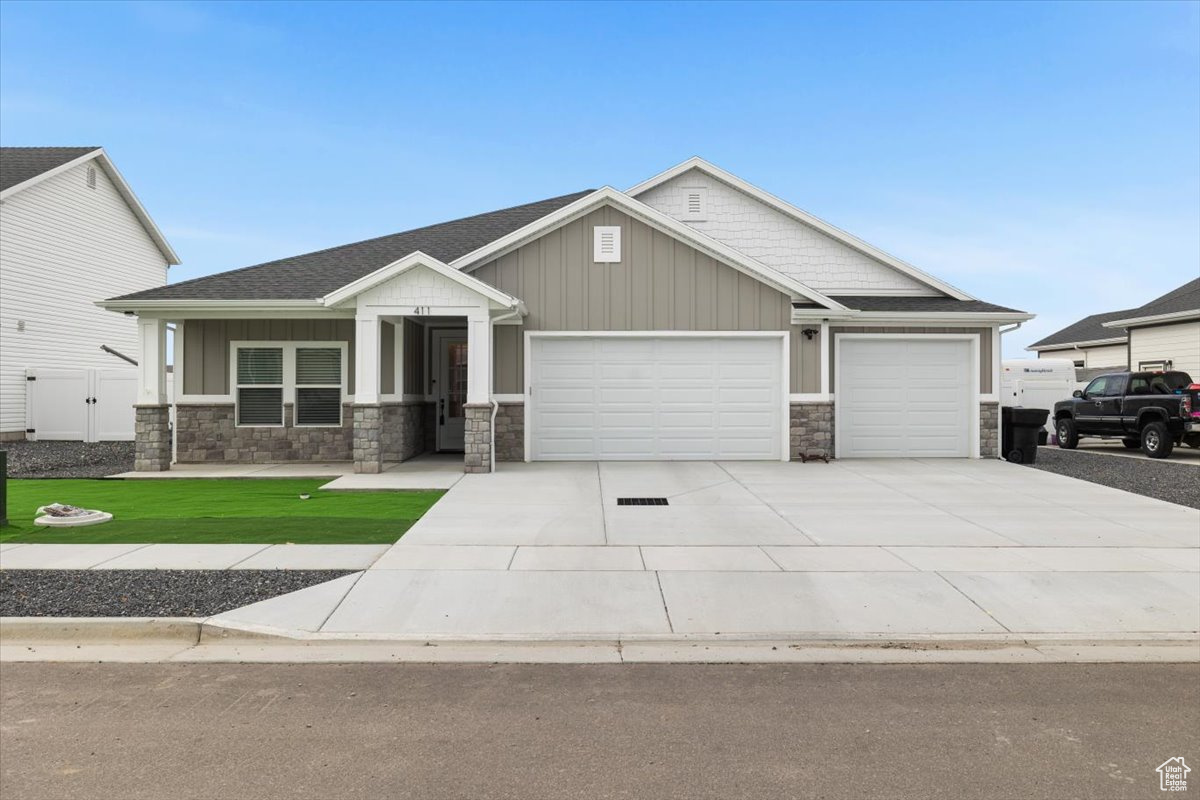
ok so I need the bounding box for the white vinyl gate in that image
[24,367,154,442]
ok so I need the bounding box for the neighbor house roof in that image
[0,146,179,264]
[1,146,102,191]
[108,190,593,302]
[1102,278,1200,329]
[1027,309,1134,350]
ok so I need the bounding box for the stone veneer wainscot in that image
[174,403,353,464]
[789,401,833,460]
[494,402,525,462]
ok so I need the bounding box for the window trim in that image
[294,345,348,428]
[229,341,348,428]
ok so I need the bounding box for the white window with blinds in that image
[295,347,344,426]
[230,342,347,428]
[236,347,284,426]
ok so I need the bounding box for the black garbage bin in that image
[1001,407,1050,464]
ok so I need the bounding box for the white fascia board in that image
[96,299,340,319]
[794,309,1036,325]
[320,251,522,309]
[451,187,845,310]
[1026,337,1126,351]
[627,157,974,302]
[3,148,181,265]
[1101,309,1200,328]
[851,311,1036,323]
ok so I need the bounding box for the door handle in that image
[439,397,445,426]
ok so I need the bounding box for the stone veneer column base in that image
[463,403,493,474]
[134,405,171,471]
[979,401,1000,460]
[790,401,834,461]
[353,404,383,474]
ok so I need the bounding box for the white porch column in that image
[134,316,170,471]
[466,311,491,404]
[463,311,494,474]
[136,317,167,405]
[355,312,381,404]
[394,319,405,397]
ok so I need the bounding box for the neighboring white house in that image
[0,147,179,440]
[1103,278,1200,378]
[1027,279,1200,379]
[1026,309,1132,369]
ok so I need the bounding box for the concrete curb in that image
[2,618,1200,662]
[0,617,202,644]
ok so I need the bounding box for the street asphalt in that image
[1,662,1195,800]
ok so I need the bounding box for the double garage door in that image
[836,338,974,458]
[529,336,784,461]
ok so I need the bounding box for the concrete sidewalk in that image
[0,543,389,571]
[202,459,1200,642]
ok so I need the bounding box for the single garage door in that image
[530,336,784,461]
[836,337,973,458]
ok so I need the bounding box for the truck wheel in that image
[1056,418,1078,449]
[1122,439,1140,450]
[1140,421,1174,459]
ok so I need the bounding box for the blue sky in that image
[2,0,1197,356]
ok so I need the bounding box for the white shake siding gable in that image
[0,161,169,433]
[635,167,934,294]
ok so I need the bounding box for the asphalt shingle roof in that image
[0,146,101,192]
[1028,309,1136,348]
[1030,277,1200,348]
[111,190,594,301]
[804,296,1025,314]
[1111,278,1200,322]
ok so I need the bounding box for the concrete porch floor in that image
[107,454,464,490]
[203,459,1200,642]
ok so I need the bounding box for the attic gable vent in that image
[593,225,621,263]
[86,165,97,189]
[681,186,707,221]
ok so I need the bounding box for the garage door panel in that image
[837,338,972,459]
[531,336,783,461]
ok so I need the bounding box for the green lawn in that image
[0,479,443,544]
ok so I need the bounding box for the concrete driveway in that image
[211,459,1200,641]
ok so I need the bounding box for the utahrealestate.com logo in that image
[1157,757,1191,792]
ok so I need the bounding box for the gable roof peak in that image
[0,146,179,265]
[627,157,974,302]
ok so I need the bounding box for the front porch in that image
[132,254,525,476]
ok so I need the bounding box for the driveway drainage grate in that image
[617,497,669,506]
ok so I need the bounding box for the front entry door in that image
[432,329,468,452]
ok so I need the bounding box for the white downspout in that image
[996,322,1024,459]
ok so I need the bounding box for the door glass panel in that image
[448,342,468,418]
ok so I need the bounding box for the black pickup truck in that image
[1053,371,1200,458]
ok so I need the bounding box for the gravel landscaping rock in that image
[1027,448,1200,509]
[0,569,353,617]
[3,441,135,478]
